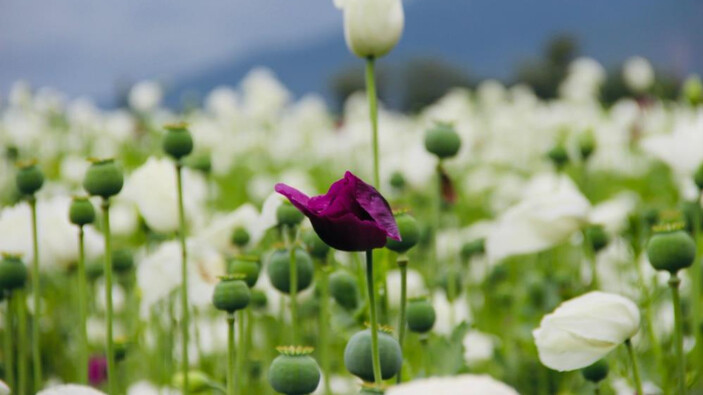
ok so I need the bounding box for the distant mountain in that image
[166,0,703,107]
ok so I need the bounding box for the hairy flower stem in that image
[283,226,299,344]
[4,294,14,391]
[365,249,383,388]
[101,199,116,395]
[227,314,236,395]
[77,226,89,384]
[365,56,380,190]
[319,264,331,394]
[17,290,27,395]
[175,162,190,394]
[28,196,42,389]
[396,256,408,384]
[669,275,686,394]
[625,339,643,395]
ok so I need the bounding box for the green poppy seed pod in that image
[406,298,436,334]
[15,162,44,196]
[695,162,703,192]
[212,277,251,313]
[228,257,261,288]
[329,270,359,310]
[581,359,609,383]
[683,75,703,106]
[385,213,419,253]
[83,159,123,198]
[547,145,569,170]
[185,152,211,174]
[460,239,485,261]
[267,248,314,294]
[250,289,268,309]
[162,123,194,160]
[585,225,609,253]
[389,171,406,190]
[646,227,696,273]
[69,197,96,226]
[172,371,211,393]
[86,260,104,280]
[268,347,321,395]
[276,202,305,227]
[111,248,134,273]
[303,231,330,260]
[424,123,461,159]
[578,132,596,161]
[344,329,402,382]
[231,227,251,248]
[0,254,28,291]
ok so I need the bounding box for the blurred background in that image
[1,0,702,111]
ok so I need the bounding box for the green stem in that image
[28,197,42,389]
[319,265,331,394]
[101,199,116,395]
[176,162,190,394]
[365,250,383,388]
[236,309,246,393]
[4,293,14,391]
[365,56,380,190]
[670,275,686,394]
[284,227,298,344]
[17,290,27,395]
[77,226,89,384]
[691,193,703,373]
[227,314,235,395]
[625,339,643,395]
[396,257,408,384]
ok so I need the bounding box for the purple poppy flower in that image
[275,171,401,251]
[88,355,108,387]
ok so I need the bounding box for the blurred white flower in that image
[108,200,139,237]
[205,87,240,119]
[386,374,518,395]
[386,269,427,308]
[589,192,638,234]
[612,377,662,395]
[336,0,404,59]
[313,374,358,395]
[623,57,655,92]
[462,330,496,366]
[560,58,606,102]
[241,68,290,122]
[486,174,590,262]
[0,380,9,395]
[127,381,179,395]
[96,280,126,313]
[128,81,162,113]
[641,112,703,177]
[194,204,260,253]
[38,385,106,395]
[123,157,207,234]
[432,290,471,336]
[533,291,640,371]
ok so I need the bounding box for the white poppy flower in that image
[37,384,106,395]
[386,374,519,395]
[0,380,9,395]
[127,381,179,395]
[128,81,162,113]
[588,192,638,235]
[623,57,654,92]
[486,174,590,262]
[336,0,404,59]
[462,330,496,365]
[194,204,260,253]
[533,291,640,371]
[432,291,471,336]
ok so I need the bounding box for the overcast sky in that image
[0,0,344,98]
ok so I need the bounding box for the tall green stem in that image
[175,162,190,394]
[283,227,298,343]
[365,250,383,388]
[670,275,686,394]
[625,339,643,395]
[76,226,88,384]
[16,290,27,395]
[4,293,14,391]
[227,314,235,395]
[396,257,408,384]
[28,197,42,389]
[365,56,380,189]
[319,265,331,394]
[101,199,116,395]
[236,309,246,393]
[691,193,703,373]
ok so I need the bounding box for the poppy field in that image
[1,1,703,395]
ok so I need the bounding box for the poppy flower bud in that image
[111,248,134,273]
[69,196,96,226]
[579,131,596,161]
[329,270,359,310]
[162,123,194,160]
[461,239,485,261]
[385,213,419,253]
[547,145,569,170]
[268,346,321,395]
[406,297,435,334]
[646,224,696,273]
[251,289,268,309]
[585,225,609,253]
[173,371,211,393]
[336,0,404,59]
[581,359,608,383]
[0,254,28,291]
[16,161,44,196]
[424,123,461,159]
[303,231,330,260]
[277,201,305,227]
[230,227,251,248]
[389,171,406,190]
[267,248,314,294]
[228,256,260,288]
[212,275,251,313]
[83,159,124,198]
[344,328,402,382]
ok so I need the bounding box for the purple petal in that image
[274,183,312,216]
[309,213,389,251]
[348,171,401,241]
